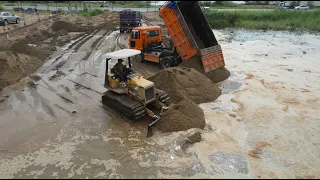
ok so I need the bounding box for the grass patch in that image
[205,10,320,32]
[214,5,277,9]
[38,9,51,14]
[77,9,103,17]
[200,1,276,9]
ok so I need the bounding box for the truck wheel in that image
[160,57,173,69]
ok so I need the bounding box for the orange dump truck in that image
[129,1,225,72]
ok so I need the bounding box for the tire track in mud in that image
[116,33,126,49]
[33,28,114,113]
[74,29,100,52]
[81,12,119,61]
[81,29,112,61]
[40,30,99,74]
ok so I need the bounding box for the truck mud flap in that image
[200,45,225,73]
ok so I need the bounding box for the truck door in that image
[146,29,162,48]
[129,30,143,50]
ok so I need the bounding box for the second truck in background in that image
[119,10,142,33]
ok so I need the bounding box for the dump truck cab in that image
[128,26,178,69]
[128,26,163,51]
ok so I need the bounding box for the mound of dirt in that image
[180,55,230,83]
[51,21,80,32]
[11,40,51,60]
[149,67,223,132]
[0,51,43,91]
[158,97,205,133]
[148,67,221,104]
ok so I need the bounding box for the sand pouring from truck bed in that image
[148,67,221,132]
[180,55,230,83]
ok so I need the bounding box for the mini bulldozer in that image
[101,49,170,136]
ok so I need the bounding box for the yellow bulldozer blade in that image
[147,118,161,137]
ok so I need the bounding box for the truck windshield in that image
[131,30,139,39]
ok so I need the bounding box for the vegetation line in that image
[204,10,320,32]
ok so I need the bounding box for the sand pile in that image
[148,67,221,104]
[180,55,230,83]
[0,51,42,91]
[0,25,77,91]
[11,40,51,60]
[157,98,205,132]
[51,21,80,32]
[148,67,221,132]
[59,11,115,28]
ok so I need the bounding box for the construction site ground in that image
[0,11,320,178]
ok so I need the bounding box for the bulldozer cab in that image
[103,49,139,93]
[129,26,163,51]
[103,49,157,105]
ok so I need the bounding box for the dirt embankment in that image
[0,12,116,92]
[51,21,81,32]
[0,24,78,91]
[148,67,221,132]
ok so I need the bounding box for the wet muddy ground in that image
[0,27,320,178]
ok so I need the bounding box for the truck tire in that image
[160,57,173,69]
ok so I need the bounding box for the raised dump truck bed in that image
[159,1,225,72]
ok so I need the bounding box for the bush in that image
[77,9,102,17]
[0,6,4,11]
[206,11,240,29]
[57,8,64,13]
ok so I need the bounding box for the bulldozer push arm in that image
[159,1,225,72]
[146,102,169,137]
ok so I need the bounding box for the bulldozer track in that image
[102,91,146,121]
